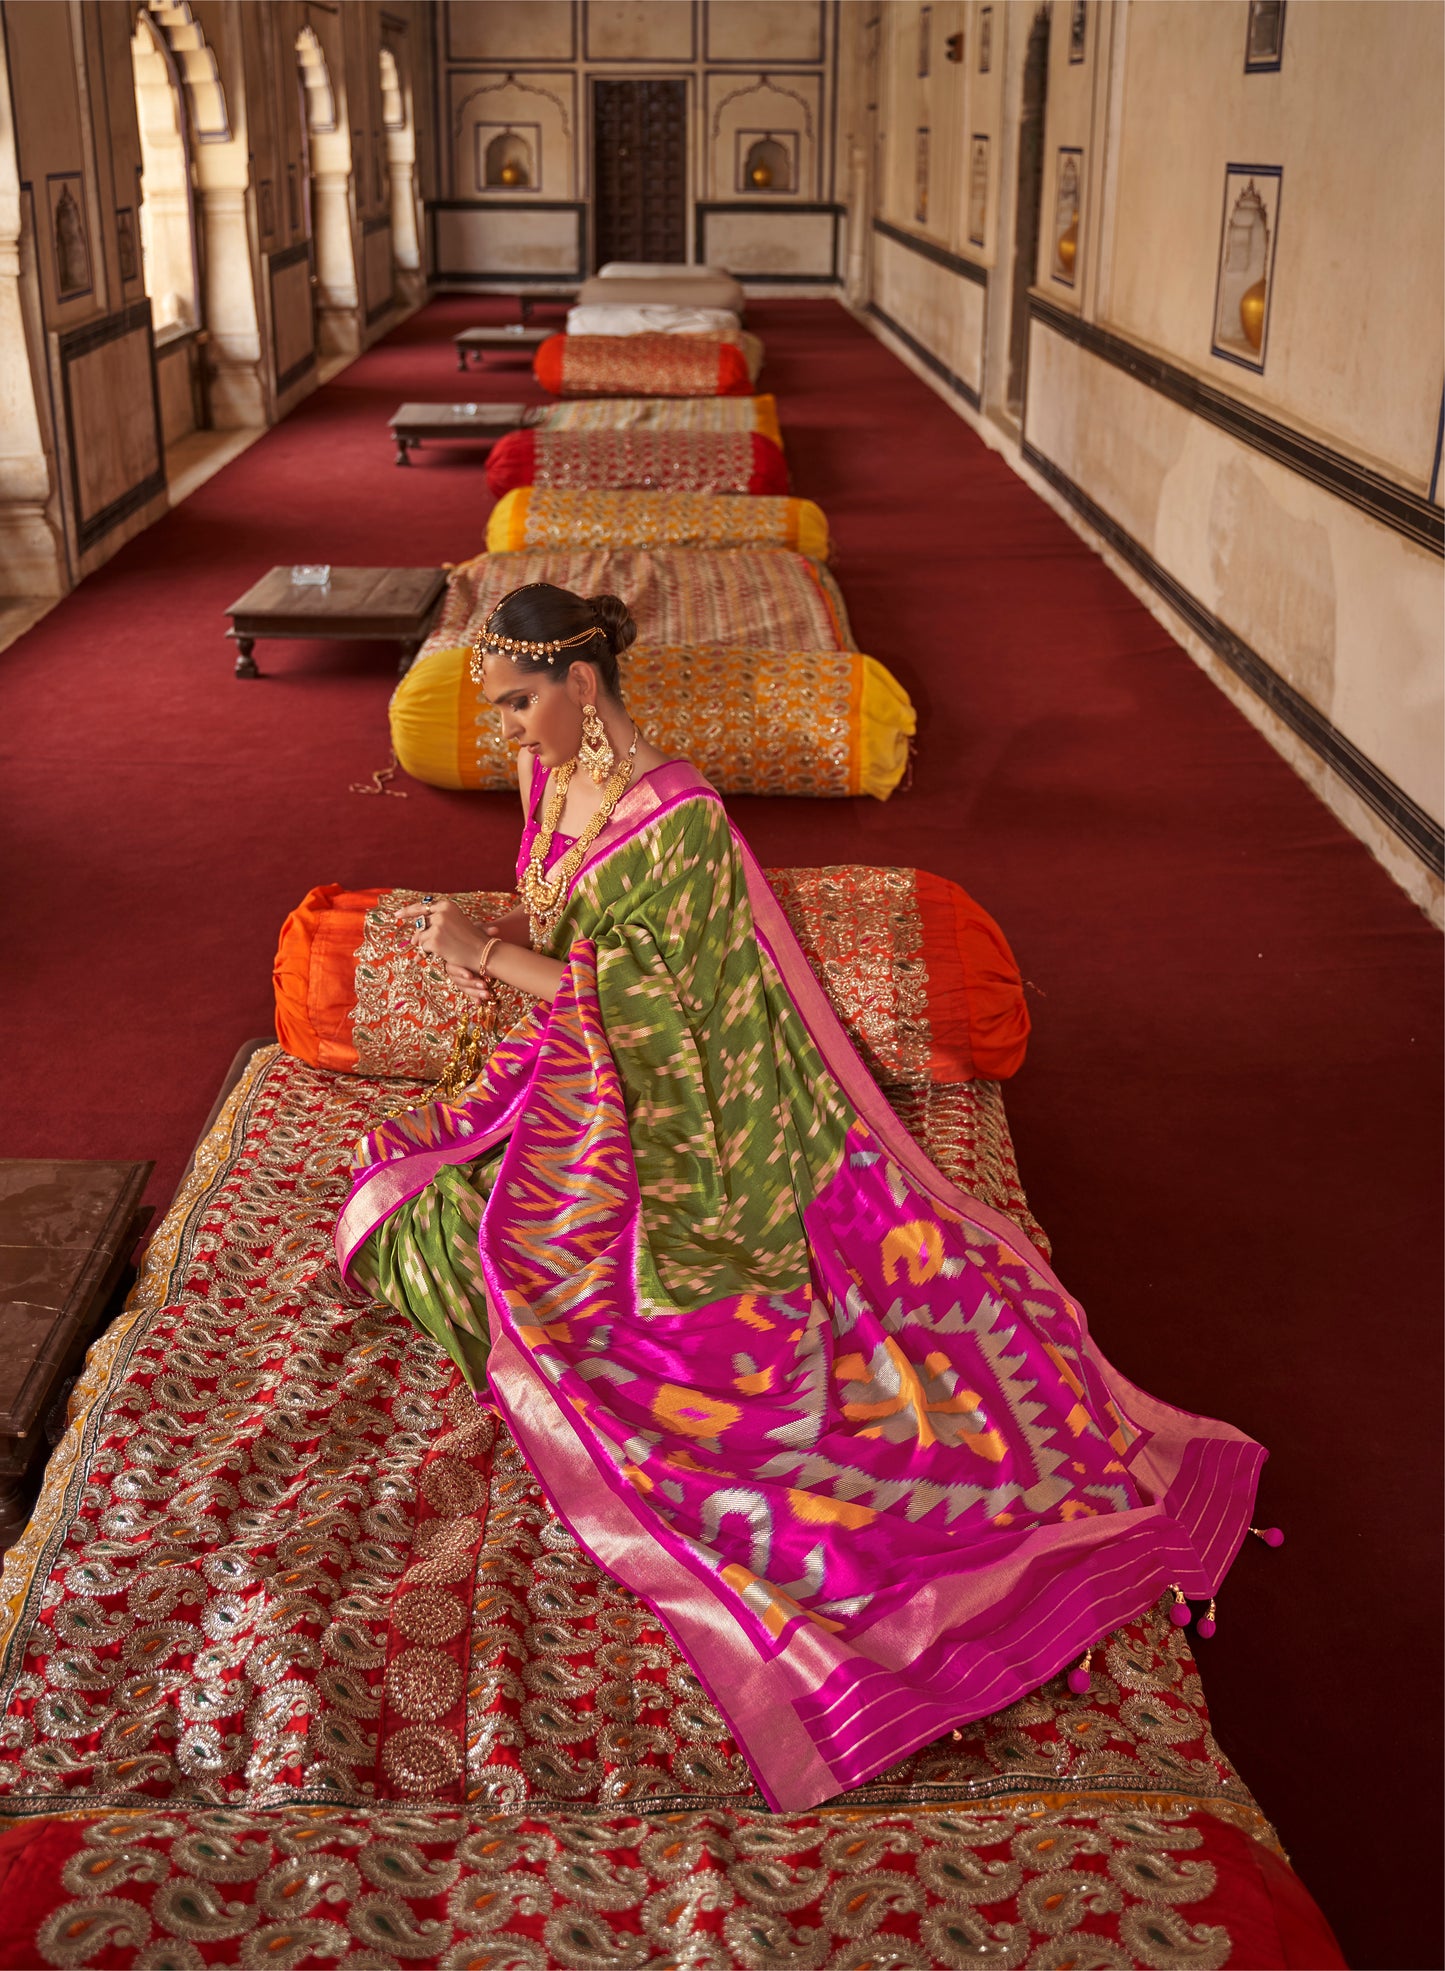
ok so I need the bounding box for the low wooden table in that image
[388,401,527,466]
[0,1159,153,1550]
[454,325,548,370]
[223,566,447,678]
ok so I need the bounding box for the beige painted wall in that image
[434,0,840,281]
[1105,1,1443,486]
[842,0,1444,920]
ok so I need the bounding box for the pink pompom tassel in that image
[1250,1524,1285,1548]
[1066,1647,1093,1696]
[1195,1597,1218,1640]
[1168,1585,1192,1628]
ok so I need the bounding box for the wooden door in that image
[592,79,687,270]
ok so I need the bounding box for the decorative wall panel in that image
[433,202,586,279]
[444,0,576,63]
[269,244,316,395]
[698,204,839,279]
[704,0,824,65]
[52,303,165,556]
[448,71,577,201]
[585,0,696,63]
[705,70,821,199]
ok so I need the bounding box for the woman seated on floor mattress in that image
[335,579,1265,1816]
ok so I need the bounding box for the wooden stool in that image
[224,566,447,678]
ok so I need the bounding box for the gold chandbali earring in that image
[577,702,616,785]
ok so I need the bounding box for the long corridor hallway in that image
[0,293,1438,1963]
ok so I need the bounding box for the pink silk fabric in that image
[337,761,1264,1812]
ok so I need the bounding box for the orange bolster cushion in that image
[274,869,1028,1085]
[534,333,752,398]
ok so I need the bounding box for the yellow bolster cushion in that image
[484,489,831,560]
[390,644,916,800]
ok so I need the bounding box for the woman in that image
[337,582,1264,1814]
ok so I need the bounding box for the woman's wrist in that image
[477,935,500,978]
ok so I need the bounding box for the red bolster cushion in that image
[534,333,752,398]
[484,427,789,498]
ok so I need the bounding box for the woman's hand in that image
[443,961,495,1007]
[391,896,487,972]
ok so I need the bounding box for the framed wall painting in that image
[1245,0,1286,72]
[1069,0,1087,63]
[978,6,992,73]
[968,134,989,248]
[918,4,931,78]
[914,127,930,227]
[47,172,92,301]
[1210,164,1281,372]
[1051,146,1081,286]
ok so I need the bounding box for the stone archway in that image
[297,23,360,357]
[130,13,199,331]
[380,41,423,305]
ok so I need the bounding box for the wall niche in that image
[481,125,537,190]
[740,133,794,193]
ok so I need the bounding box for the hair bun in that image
[587,592,637,659]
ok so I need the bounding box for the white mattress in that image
[597,262,731,280]
[566,303,742,338]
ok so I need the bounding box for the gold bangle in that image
[478,936,500,978]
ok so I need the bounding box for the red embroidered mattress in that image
[0,1049,1341,1968]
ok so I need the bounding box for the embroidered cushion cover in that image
[532,392,782,447]
[484,427,789,498]
[533,333,754,398]
[273,867,1028,1088]
[485,489,831,560]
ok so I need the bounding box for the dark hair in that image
[487,583,636,695]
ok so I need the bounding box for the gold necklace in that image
[521,742,638,945]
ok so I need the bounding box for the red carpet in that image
[0,296,1438,1967]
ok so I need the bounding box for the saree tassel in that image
[1196,1597,1218,1640]
[1250,1524,1285,1547]
[1066,1647,1094,1696]
[1168,1585,1193,1628]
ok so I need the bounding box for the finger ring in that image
[414,915,427,930]
[423,893,436,903]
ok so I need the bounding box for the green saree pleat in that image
[348,1151,499,1387]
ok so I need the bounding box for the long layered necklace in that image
[520,741,637,946]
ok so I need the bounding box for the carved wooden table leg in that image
[456,344,467,371]
[398,638,421,676]
[395,435,414,466]
[234,635,259,679]
[0,1468,35,1552]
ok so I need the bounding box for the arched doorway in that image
[130,9,203,447]
[380,39,423,307]
[130,13,199,330]
[296,23,360,356]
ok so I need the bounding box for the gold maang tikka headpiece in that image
[468,607,600,685]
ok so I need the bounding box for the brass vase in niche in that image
[1239,278,1266,350]
[499,158,528,188]
[749,159,774,188]
[1056,217,1078,275]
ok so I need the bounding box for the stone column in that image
[197,183,265,425]
[312,167,361,357]
[0,40,65,595]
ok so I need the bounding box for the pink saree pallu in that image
[338,761,1266,1814]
